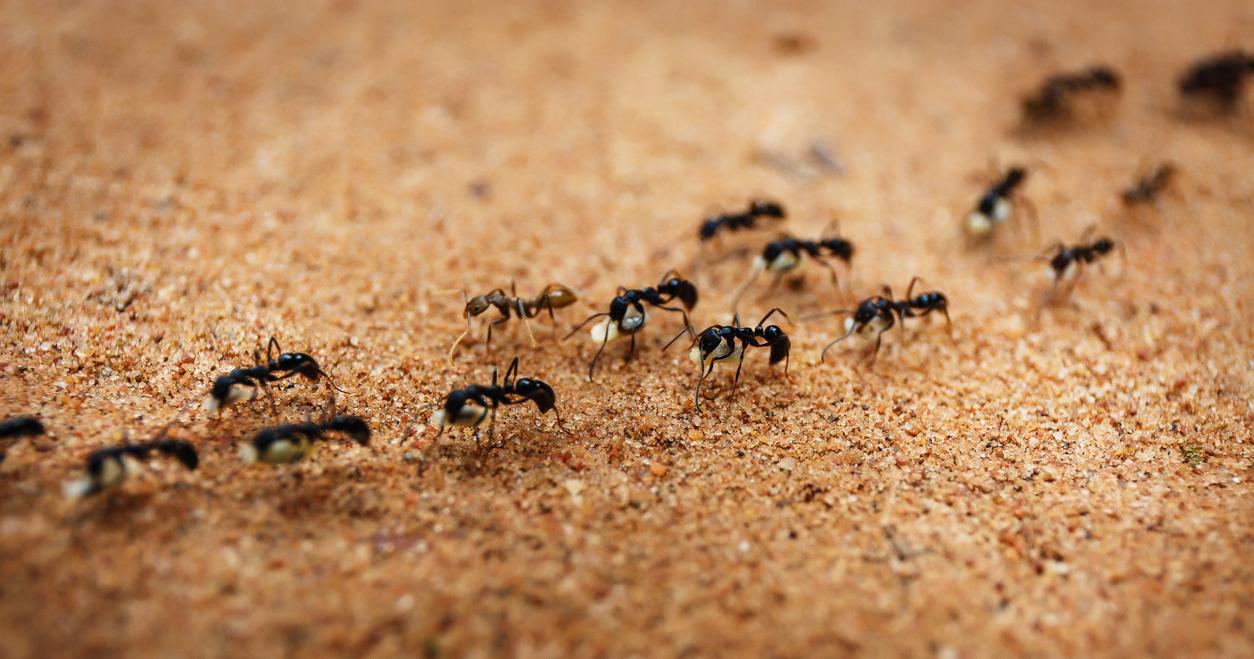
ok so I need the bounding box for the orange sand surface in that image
[1,1,1252,656]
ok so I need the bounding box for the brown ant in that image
[0,415,44,464]
[1122,163,1178,206]
[815,277,951,363]
[565,271,698,381]
[447,283,578,363]
[965,166,1037,240]
[686,308,791,412]
[1022,65,1122,124]
[729,223,854,313]
[1179,51,1254,111]
[64,424,199,498]
[430,356,562,450]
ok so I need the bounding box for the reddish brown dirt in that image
[1,1,1252,657]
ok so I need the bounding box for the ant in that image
[1178,51,1254,111]
[1039,230,1121,295]
[1022,65,1122,124]
[698,199,787,241]
[430,356,561,451]
[686,308,791,412]
[816,277,951,363]
[1122,163,1178,206]
[565,271,699,381]
[64,424,199,498]
[965,166,1037,240]
[204,336,343,413]
[447,283,579,363]
[241,401,371,465]
[0,415,44,465]
[729,224,855,313]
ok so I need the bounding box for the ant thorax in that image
[590,307,648,343]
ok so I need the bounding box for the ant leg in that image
[813,256,841,293]
[694,361,715,412]
[486,318,508,348]
[625,332,637,364]
[867,333,883,367]
[730,344,749,400]
[587,324,612,382]
[905,276,921,300]
[729,262,765,314]
[267,336,281,364]
[663,322,697,351]
[1021,196,1041,245]
[447,316,473,364]
[521,314,539,347]
[820,324,857,362]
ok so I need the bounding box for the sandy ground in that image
[1,0,1253,656]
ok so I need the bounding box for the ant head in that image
[1090,66,1120,88]
[609,296,630,319]
[327,415,371,445]
[1093,237,1115,253]
[762,325,786,342]
[697,328,724,357]
[157,439,200,470]
[698,217,722,240]
[762,240,787,262]
[465,295,492,317]
[749,199,785,218]
[276,351,312,370]
[514,378,557,414]
[443,390,470,414]
[821,237,854,261]
[854,298,881,323]
[1005,167,1027,186]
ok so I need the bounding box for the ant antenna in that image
[820,324,858,361]
[729,260,766,313]
[447,289,472,364]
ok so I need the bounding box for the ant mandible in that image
[686,308,791,412]
[729,222,854,313]
[430,356,562,451]
[564,270,698,381]
[64,424,199,498]
[965,166,1037,241]
[816,277,950,363]
[447,283,578,363]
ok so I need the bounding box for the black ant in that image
[0,415,44,465]
[64,424,199,498]
[729,224,854,313]
[241,401,370,465]
[1178,51,1254,110]
[965,166,1037,240]
[1022,65,1122,124]
[816,277,951,363]
[698,199,787,241]
[447,283,579,363]
[430,356,561,450]
[204,336,343,413]
[1040,231,1121,293]
[1122,163,1178,206]
[687,308,791,412]
[565,270,699,381]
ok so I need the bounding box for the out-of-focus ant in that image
[686,308,792,411]
[241,400,370,465]
[965,166,1037,240]
[65,424,199,498]
[430,356,561,450]
[204,336,343,413]
[1022,65,1122,124]
[698,199,787,241]
[1122,163,1178,206]
[815,277,951,363]
[447,283,579,363]
[1040,230,1122,295]
[1179,51,1254,111]
[729,224,854,313]
[565,271,698,381]
[0,415,44,465]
